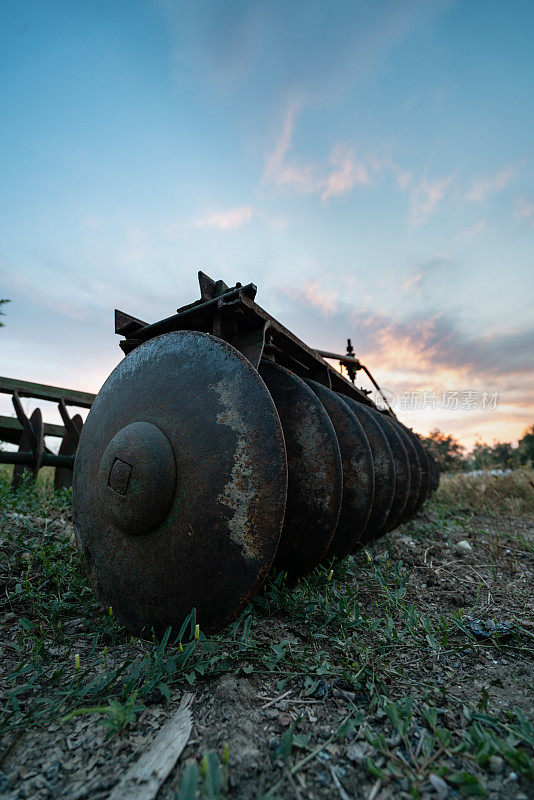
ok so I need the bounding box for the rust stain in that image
[213,376,261,560]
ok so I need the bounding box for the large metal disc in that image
[428,451,440,492]
[258,361,342,580]
[402,427,431,514]
[305,381,374,559]
[366,410,410,534]
[340,397,395,547]
[54,414,83,491]
[13,408,44,490]
[392,421,421,524]
[73,331,288,636]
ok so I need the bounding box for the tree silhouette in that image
[518,424,534,465]
[422,428,465,472]
[0,298,9,328]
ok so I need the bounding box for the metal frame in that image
[0,378,96,477]
[115,272,395,416]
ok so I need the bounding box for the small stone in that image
[508,771,517,781]
[3,612,16,623]
[317,770,331,786]
[488,755,503,774]
[429,773,449,798]
[457,540,472,552]
[277,712,293,726]
[346,742,373,763]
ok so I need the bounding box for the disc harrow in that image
[71,272,439,637]
[0,377,95,489]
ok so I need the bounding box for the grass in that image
[436,468,534,515]
[0,465,533,798]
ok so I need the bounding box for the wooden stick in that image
[109,693,193,800]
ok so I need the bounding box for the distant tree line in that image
[421,425,534,472]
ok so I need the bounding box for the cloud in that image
[467,167,516,202]
[401,270,425,293]
[400,258,447,296]
[352,312,534,382]
[459,219,487,242]
[282,277,534,381]
[408,174,454,225]
[263,109,459,222]
[516,197,534,224]
[321,145,371,201]
[193,206,255,230]
[263,104,320,193]
[264,107,373,201]
[264,104,299,182]
[282,279,339,316]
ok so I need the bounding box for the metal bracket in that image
[58,398,83,438]
[12,391,38,451]
[230,322,270,369]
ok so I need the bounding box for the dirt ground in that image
[0,471,533,799]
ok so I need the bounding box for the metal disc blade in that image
[259,360,342,579]
[401,427,430,514]
[13,408,44,489]
[54,414,83,491]
[392,421,421,524]
[340,396,395,546]
[305,380,374,559]
[366,410,410,533]
[73,331,288,636]
[428,451,440,492]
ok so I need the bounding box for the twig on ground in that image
[328,763,354,800]
[108,692,193,800]
[261,689,292,709]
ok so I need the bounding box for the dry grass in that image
[436,468,534,515]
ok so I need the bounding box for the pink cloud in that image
[386,159,454,224]
[459,219,487,241]
[408,174,454,225]
[263,104,316,191]
[193,206,255,230]
[283,279,338,316]
[401,269,425,293]
[321,145,370,201]
[516,197,534,223]
[264,106,373,201]
[467,167,516,202]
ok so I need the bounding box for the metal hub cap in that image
[98,421,176,537]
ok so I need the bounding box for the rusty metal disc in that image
[305,381,374,559]
[434,457,441,491]
[339,396,395,547]
[391,421,421,524]
[13,408,44,490]
[73,331,287,636]
[54,414,83,491]
[402,427,430,514]
[258,360,342,580]
[366,410,410,534]
[428,452,440,492]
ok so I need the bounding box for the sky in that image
[1,0,533,450]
